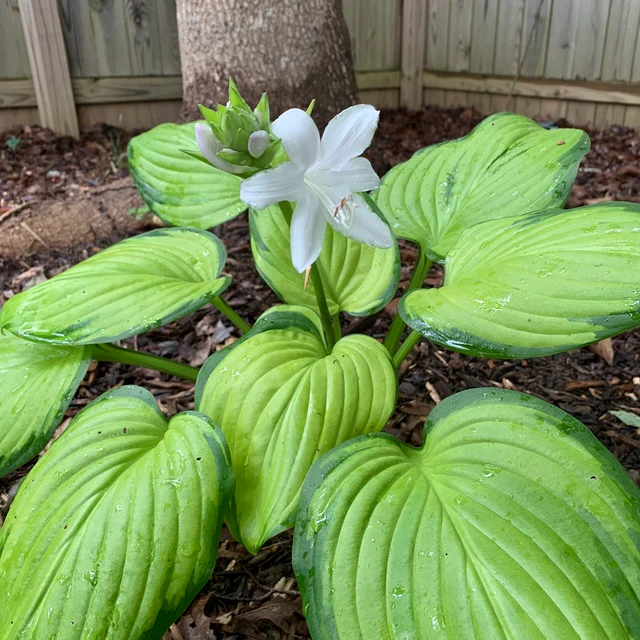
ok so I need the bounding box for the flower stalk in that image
[392,330,422,369]
[310,265,336,351]
[384,248,431,355]
[332,311,342,344]
[212,296,251,334]
[92,344,199,381]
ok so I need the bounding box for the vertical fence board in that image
[631,17,640,83]
[400,0,427,109]
[469,0,499,73]
[155,0,182,74]
[601,0,640,82]
[425,0,450,71]
[57,0,180,77]
[594,103,626,127]
[490,94,511,112]
[623,106,640,127]
[443,89,468,107]
[544,0,580,79]
[534,98,562,121]
[447,0,473,71]
[493,0,525,76]
[515,95,543,119]
[423,87,447,106]
[520,0,553,77]
[342,0,400,71]
[0,0,31,78]
[571,0,611,81]
[466,91,492,114]
[359,89,400,109]
[565,100,598,126]
[18,0,78,136]
[566,0,611,124]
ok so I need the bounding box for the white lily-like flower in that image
[195,122,246,175]
[240,104,393,272]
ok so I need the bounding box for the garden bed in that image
[1,106,639,639]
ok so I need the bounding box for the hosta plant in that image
[1,79,639,639]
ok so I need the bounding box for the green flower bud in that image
[194,78,279,176]
[248,130,271,158]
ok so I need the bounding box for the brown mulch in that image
[0,123,132,206]
[1,105,640,640]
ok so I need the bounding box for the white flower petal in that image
[327,194,393,248]
[307,157,379,195]
[315,104,379,171]
[290,191,326,272]
[240,162,305,210]
[305,181,351,219]
[271,108,320,170]
[195,122,246,175]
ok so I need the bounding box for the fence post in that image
[18,0,79,137]
[400,0,427,110]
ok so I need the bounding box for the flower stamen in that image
[333,195,355,229]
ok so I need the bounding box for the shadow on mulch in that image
[1,105,639,640]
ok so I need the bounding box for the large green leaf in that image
[0,228,229,345]
[375,112,590,260]
[0,333,89,478]
[128,121,246,228]
[294,388,640,639]
[196,305,397,553]
[250,201,400,316]
[400,202,640,358]
[0,386,232,639]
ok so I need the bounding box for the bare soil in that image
[1,106,639,639]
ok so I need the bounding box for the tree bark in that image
[175,0,359,127]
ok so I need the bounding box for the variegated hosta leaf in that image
[375,112,590,260]
[128,121,246,228]
[196,305,397,553]
[400,202,640,358]
[0,332,89,477]
[250,203,400,316]
[294,388,640,639]
[0,386,232,639]
[0,228,229,345]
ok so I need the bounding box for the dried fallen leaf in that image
[590,338,614,365]
[610,410,640,428]
[399,401,433,416]
[11,265,46,291]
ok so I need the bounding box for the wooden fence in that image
[1,0,639,134]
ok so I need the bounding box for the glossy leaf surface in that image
[129,121,246,228]
[1,228,229,345]
[400,203,640,358]
[375,113,590,260]
[0,387,232,639]
[294,388,640,639]
[250,203,400,316]
[196,305,397,553]
[0,333,89,477]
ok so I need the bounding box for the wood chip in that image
[602,430,640,448]
[565,380,607,391]
[425,381,441,404]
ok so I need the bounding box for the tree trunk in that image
[175,0,359,127]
